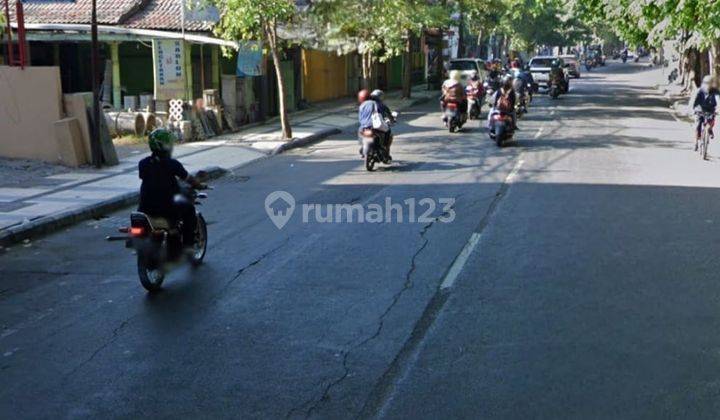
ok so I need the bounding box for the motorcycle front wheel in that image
[138,256,165,292]
[189,214,207,266]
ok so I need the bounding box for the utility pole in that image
[90,0,102,167]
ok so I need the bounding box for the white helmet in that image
[449,70,462,82]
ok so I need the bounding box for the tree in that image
[312,0,448,93]
[310,0,386,89]
[376,0,449,97]
[214,0,296,139]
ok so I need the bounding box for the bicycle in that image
[696,111,716,161]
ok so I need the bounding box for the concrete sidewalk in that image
[0,85,436,246]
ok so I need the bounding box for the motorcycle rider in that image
[138,128,205,251]
[357,89,392,161]
[689,75,720,149]
[510,60,533,111]
[468,70,482,92]
[466,70,483,114]
[549,59,567,92]
[441,70,468,121]
[488,74,518,130]
[370,89,395,158]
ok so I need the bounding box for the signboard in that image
[236,42,263,77]
[153,39,186,100]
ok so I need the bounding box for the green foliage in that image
[311,0,449,61]
[213,0,296,45]
[572,0,720,50]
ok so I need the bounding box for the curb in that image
[270,94,435,155]
[272,127,343,155]
[0,166,228,248]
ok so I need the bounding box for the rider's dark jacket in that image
[693,89,719,113]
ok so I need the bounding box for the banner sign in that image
[236,42,263,77]
[153,39,186,100]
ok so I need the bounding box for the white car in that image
[528,56,558,85]
[448,58,488,85]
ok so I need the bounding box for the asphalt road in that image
[3,62,720,419]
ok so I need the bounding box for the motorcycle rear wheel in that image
[495,124,506,147]
[365,153,376,171]
[138,256,165,292]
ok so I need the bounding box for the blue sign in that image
[236,42,263,77]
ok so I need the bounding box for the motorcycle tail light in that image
[130,227,145,236]
[493,114,504,121]
[447,103,458,110]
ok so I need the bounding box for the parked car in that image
[448,58,488,86]
[559,55,581,78]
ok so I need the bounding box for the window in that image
[449,61,478,71]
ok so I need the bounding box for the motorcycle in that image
[444,101,467,133]
[585,59,593,71]
[488,110,514,147]
[466,84,483,120]
[483,77,500,106]
[107,179,210,292]
[361,111,398,171]
[621,51,628,63]
[512,79,529,117]
[548,78,562,99]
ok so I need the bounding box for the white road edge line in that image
[534,127,544,139]
[506,158,525,182]
[440,158,524,290]
[440,232,482,290]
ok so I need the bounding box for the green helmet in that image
[148,128,175,156]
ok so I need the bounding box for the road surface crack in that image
[287,201,457,419]
[62,315,135,380]
[212,238,291,303]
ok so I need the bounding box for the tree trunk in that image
[476,29,483,58]
[266,23,292,139]
[700,49,710,80]
[361,50,373,89]
[711,41,720,77]
[402,33,412,99]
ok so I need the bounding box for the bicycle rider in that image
[690,75,720,150]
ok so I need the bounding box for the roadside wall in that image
[302,49,348,103]
[0,66,67,163]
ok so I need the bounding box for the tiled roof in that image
[13,0,145,25]
[10,0,217,32]
[122,0,215,31]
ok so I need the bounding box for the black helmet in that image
[370,89,384,100]
[501,74,513,88]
